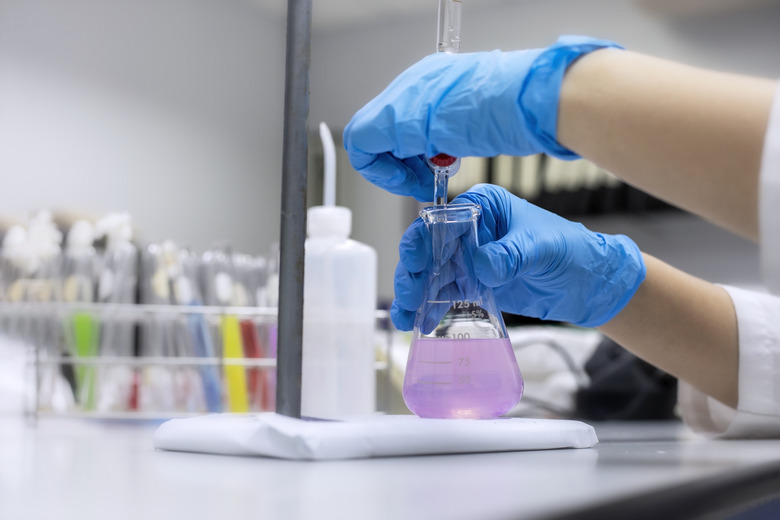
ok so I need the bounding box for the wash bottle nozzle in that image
[308,122,351,238]
[319,121,337,208]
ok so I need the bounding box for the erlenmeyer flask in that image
[403,203,523,419]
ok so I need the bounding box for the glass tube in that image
[428,0,462,200]
[437,0,462,54]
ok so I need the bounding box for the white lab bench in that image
[2,415,780,520]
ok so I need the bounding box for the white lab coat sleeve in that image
[679,286,780,437]
[679,82,780,438]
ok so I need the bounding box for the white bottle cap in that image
[95,212,133,250]
[66,220,95,251]
[307,206,351,238]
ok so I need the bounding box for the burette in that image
[437,0,461,54]
[429,0,462,208]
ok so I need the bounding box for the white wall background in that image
[0,0,286,255]
[1,0,779,300]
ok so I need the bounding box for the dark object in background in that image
[502,313,563,327]
[575,336,678,421]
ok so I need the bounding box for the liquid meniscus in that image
[403,337,523,419]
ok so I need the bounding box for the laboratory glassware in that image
[138,242,179,412]
[62,220,99,410]
[28,213,71,412]
[437,0,461,54]
[178,247,222,413]
[139,242,207,413]
[430,156,461,207]
[233,252,271,411]
[403,203,524,419]
[427,0,463,203]
[94,214,138,412]
[200,245,250,413]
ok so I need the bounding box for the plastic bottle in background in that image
[159,241,206,413]
[94,213,138,412]
[4,218,74,413]
[62,219,99,410]
[62,220,96,303]
[26,211,64,368]
[27,212,72,413]
[177,246,221,413]
[138,242,177,412]
[2,223,36,296]
[200,246,249,413]
[95,214,137,306]
[0,226,29,303]
[259,243,279,412]
[233,253,270,411]
[26,211,63,303]
[302,122,378,418]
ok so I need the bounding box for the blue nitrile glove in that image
[344,35,622,201]
[392,184,646,330]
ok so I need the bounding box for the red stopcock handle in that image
[428,153,458,168]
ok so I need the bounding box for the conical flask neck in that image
[414,203,508,340]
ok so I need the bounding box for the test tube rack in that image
[0,302,393,421]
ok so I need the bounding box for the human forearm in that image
[558,49,777,242]
[599,253,739,408]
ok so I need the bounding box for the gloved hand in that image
[344,35,622,201]
[392,184,646,330]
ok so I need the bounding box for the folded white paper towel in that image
[153,413,597,460]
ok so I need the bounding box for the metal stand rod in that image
[276,0,312,418]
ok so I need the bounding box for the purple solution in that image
[403,337,523,419]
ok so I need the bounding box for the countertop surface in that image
[3,414,780,520]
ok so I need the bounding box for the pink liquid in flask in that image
[403,337,523,419]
